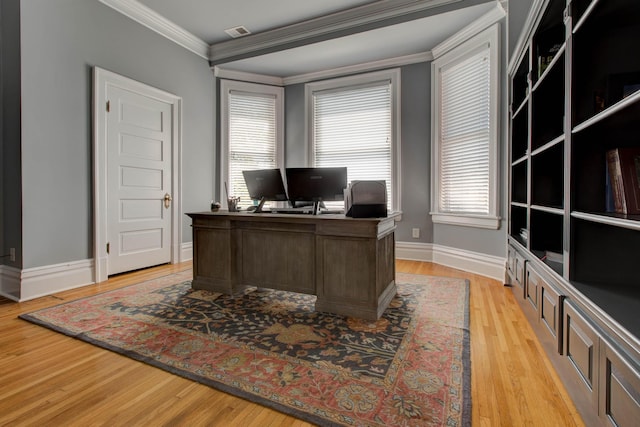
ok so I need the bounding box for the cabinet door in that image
[599,342,640,427]
[525,265,540,311]
[538,274,564,354]
[564,301,599,408]
[507,244,517,280]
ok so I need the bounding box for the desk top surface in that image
[187,210,401,223]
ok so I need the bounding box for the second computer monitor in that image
[285,167,347,211]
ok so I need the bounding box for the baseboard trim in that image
[181,242,193,262]
[396,241,506,281]
[20,259,95,302]
[395,242,434,262]
[0,265,21,301]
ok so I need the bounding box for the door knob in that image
[164,193,172,208]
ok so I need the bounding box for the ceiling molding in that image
[214,51,433,87]
[99,0,209,59]
[213,68,285,87]
[209,0,466,65]
[508,0,546,73]
[282,51,434,86]
[432,2,506,59]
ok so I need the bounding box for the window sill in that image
[430,212,501,230]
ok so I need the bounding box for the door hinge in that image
[106,100,110,112]
[106,242,110,254]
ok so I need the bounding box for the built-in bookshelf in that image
[510,0,640,332]
[508,0,640,423]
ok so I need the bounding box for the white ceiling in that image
[134,0,498,77]
[137,0,380,44]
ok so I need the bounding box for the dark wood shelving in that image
[572,0,640,124]
[531,53,565,150]
[531,142,563,209]
[509,0,640,423]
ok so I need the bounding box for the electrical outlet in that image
[412,228,420,238]
[9,248,15,262]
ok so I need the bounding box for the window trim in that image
[430,23,501,229]
[304,69,402,212]
[220,79,284,201]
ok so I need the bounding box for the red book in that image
[606,148,640,214]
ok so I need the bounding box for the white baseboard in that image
[20,259,95,302]
[4,242,503,301]
[396,241,506,281]
[181,242,193,262]
[0,265,21,301]
[395,241,434,262]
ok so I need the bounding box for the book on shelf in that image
[537,43,561,78]
[605,160,615,212]
[606,148,640,214]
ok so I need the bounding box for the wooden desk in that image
[187,211,399,320]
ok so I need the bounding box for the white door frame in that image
[93,67,182,283]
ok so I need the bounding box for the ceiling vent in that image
[225,26,251,39]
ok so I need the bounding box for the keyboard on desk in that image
[269,208,313,214]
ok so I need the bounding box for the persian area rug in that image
[20,271,470,427]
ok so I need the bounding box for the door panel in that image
[107,86,172,275]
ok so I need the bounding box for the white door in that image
[106,85,173,275]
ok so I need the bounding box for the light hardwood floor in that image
[0,260,585,426]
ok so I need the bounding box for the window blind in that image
[313,82,392,208]
[439,48,491,214]
[228,91,278,204]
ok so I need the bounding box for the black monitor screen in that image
[242,169,288,202]
[285,167,347,202]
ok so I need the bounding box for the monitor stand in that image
[311,201,322,215]
[254,197,267,213]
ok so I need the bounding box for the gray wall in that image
[19,0,215,269]
[1,0,22,268]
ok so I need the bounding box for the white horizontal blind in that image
[228,91,278,205]
[439,48,491,214]
[313,82,392,208]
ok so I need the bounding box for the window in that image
[220,80,284,207]
[306,69,400,210]
[431,24,500,229]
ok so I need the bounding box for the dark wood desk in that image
[187,211,399,319]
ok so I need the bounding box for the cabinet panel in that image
[564,301,599,406]
[600,343,640,427]
[540,277,563,354]
[526,264,540,311]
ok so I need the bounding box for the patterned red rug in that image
[20,271,470,426]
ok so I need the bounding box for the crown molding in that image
[213,67,285,87]
[432,2,506,59]
[282,51,434,86]
[508,0,546,73]
[209,0,465,64]
[214,51,433,87]
[99,0,209,59]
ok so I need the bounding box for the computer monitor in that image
[285,167,347,214]
[242,169,288,213]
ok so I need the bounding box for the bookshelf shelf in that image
[530,134,563,156]
[572,0,601,34]
[572,90,640,134]
[511,155,527,167]
[531,42,566,92]
[508,0,640,423]
[571,211,640,231]
[512,97,528,118]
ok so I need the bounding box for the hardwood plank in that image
[0,260,584,425]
